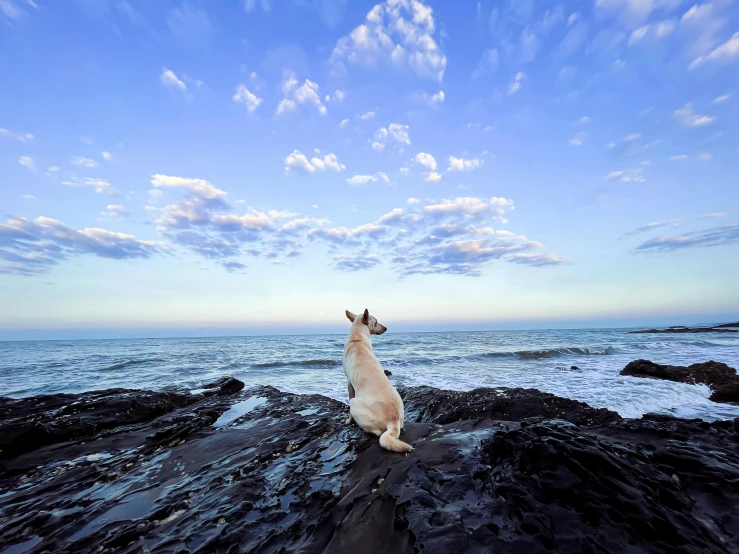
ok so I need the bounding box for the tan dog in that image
[343,309,413,453]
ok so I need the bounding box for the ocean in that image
[2,328,739,421]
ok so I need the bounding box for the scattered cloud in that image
[508,72,525,94]
[346,172,390,186]
[339,118,350,128]
[160,68,187,92]
[606,167,645,183]
[0,128,33,142]
[669,154,689,161]
[625,220,681,237]
[700,212,726,219]
[471,48,498,79]
[447,156,482,172]
[673,103,716,127]
[0,216,160,276]
[424,171,443,183]
[358,111,375,120]
[507,253,571,267]
[284,150,345,174]
[166,3,214,44]
[18,156,36,171]
[233,84,263,113]
[372,123,411,152]
[570,132,588,146]
[276,71,327,116]
[101,151,113,162]
[331,0,447,81]
[101,204,130,217]
[714,94,730,104]
[243,0,270,13]
[62,177,118,196]
[71,156,99,168]
[576,116,590,125]
[325,90,345,103]
[414,152,437,170]
[689,32,739,70]
[635,224,739,253]
[21,194,36,200]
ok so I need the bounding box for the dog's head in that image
[346,309,387,335]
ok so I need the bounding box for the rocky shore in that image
[629,323,739,334]
[1,369,739,553]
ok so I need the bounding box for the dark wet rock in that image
[201,376,245,396]
[383,369,392,376]
[713,321,739,329]
[398,385,621,427]
[621,359,739,404]
[570,365,580,370]
[1,380,738,553]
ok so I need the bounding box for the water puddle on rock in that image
[297,408,320,417]
[0,536,42,554]
[214,396,267,428]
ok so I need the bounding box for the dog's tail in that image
[379,423,413,453]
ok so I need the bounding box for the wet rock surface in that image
[621,359,739,404]
[1,377,738,553]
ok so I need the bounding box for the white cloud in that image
[714,94,730,103]
[346,172,390,186]
[325,90,345,103]
[160,68,187,92]
[0,128,34,142]
[233,84,263,113]
[699,152,712,160]
[150,174,227,199]
[471,48,498,79]
[399,167,410,174]
[429,90,444,106]
[339,118,350,128]
[570,132,587,146]
[689,32,739,69]
[447,156,483,171]
[47,165,59,173]
[243,0,270,12]
[101,151,113,162]
[414,152,437,170]
[407,197,421,204]
[669,154,689,161]
[62,177,118,196]
[594,0,681,29]
[700,212,726,219]
[72,156,99,168]
[372,123,411,152]
[576,116,590,124]
[331,0,447,81]
[359,111,376,120]
[568,12,581,26]
[102,204,130,217]
[605,166,646,183]
[673,103,716,127]
[285,150,345,174]
[21,194,36,200]
[19,156,36,171]
[425,171,443,182]
[628,19,676,45]
[508,72,525,94]
[276,71,327,116]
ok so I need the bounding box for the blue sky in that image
[1,0,738,339]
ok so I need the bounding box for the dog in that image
[343,309,413,453]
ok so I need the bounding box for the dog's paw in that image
[345,416,353,425]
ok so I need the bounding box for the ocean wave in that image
[486,346,619,360]
[98,358,164,372]
[252,359,341,368]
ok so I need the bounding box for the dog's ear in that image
[362,309,369,325]
[346,310,356,323]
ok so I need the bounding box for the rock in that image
[398,385,621,427]
[0,380,738,553]
[570,365,580,370]
[383,369,392,376]
[202,376,245,396]
[621,359,739,404]
[629,326,737,334]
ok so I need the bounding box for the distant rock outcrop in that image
[621,359,739,403]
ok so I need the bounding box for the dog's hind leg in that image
[349,397,383,437]
[345,382,356,425]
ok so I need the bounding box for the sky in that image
[1,0,738,340]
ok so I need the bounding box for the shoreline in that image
[1,360,738,552]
